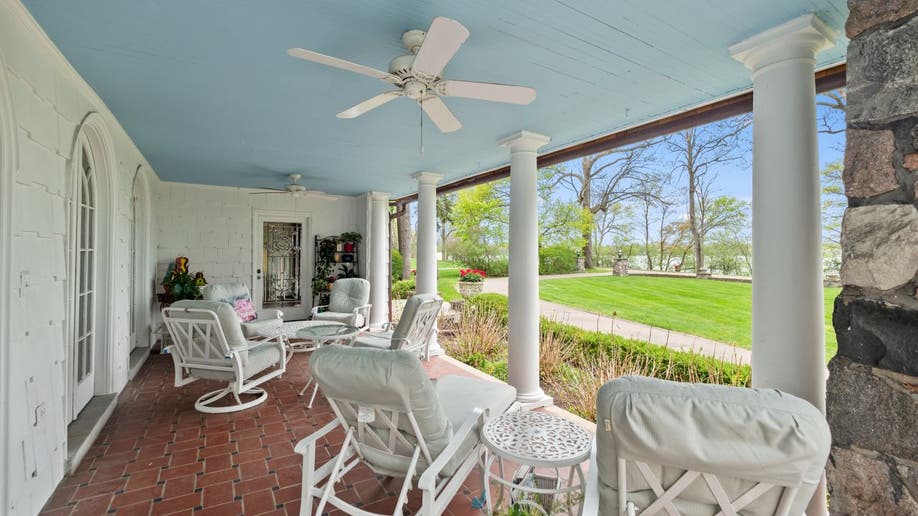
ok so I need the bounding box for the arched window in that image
[71,140,98,415]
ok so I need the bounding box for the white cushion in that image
[327,278,370,313]
[595,376,831,516]
[313,310,365,327]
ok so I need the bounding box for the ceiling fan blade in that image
[337,91,403,119]
[421,96,462,133]
[249,190,291,195]
[287,48,399,83]
[439,80,536,105]
[411,17,469,78]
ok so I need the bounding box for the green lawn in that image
[437,262,461,302]
[539,275,840,361]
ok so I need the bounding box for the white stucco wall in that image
[153,182,368,314]
[0,1,159,513]
[0,3,374,513]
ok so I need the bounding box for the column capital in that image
[412,171,443,185]
[729,14,836,72]
[368,191,390,202]
[499,130,551,153]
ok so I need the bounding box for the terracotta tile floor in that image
[40,352,535,516]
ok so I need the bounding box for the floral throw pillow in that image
[222,295,257,322]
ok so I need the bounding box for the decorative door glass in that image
[262,222,302,308]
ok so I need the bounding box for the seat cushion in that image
[595,376,831,516]
[352,330,395,350]
[434,375,516,476]
[241,318,284,339]
[190,341,283,381]
[313,310,365,327]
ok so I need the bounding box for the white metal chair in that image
[582,376,831,516]
[295,345,517,516]
[311,277,372,330]
[200,282,284,338]
[352,293,442,359]
[162,300,286,413]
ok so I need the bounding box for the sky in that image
[549,93,846,206]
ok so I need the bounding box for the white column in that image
[499,131,552,407]
[413,172,444,356]
[731,14,835,516]
[368,192,390,328]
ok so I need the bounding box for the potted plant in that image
[457,268,486,297]
[340,231,362,253]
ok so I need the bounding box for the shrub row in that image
[465,293,751,387]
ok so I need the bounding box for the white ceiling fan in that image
[249,174,338,200]
[287,16,536,133]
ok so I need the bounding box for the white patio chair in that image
[352,293,442,359]
[311,278,372,330]
[582,376,831,516]
[295,345,517,516]
[201,282,284,339]
[162,300,286,413]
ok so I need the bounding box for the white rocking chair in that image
[295,345,517,516]
[162,300,286,413]
[582,376,831,516]
[352,293,443,359]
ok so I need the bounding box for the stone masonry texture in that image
[829,2,918,513]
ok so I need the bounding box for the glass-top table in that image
[294,324,360,408]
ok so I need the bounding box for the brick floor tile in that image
[202,480,235,507]
[199,500,242,516]
[160,462,203,481]
[198,467,239,488]
[242,489,276,515]
[70,493,112,515]
[112,485,163,508]
[73,478,126,501]
[150,491,200,515]
[235,474,277,496]
[162,474,197,500]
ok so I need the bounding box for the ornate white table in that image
[294,324,360,408]
[252,320,343,359]
[481,411,593,515]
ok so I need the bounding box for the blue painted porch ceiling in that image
[24,1,848,197]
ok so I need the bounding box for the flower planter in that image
[457,281,484,298]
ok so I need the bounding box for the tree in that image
[591,203,631,265]
[395,204,412,280]
[666,117,750,274]
[436,193,456,261]
[546,141,657,268]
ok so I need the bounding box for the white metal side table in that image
[481,410,593,515]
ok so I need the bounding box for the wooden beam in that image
[392,63,845,204]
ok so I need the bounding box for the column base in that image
[516,389,553,410]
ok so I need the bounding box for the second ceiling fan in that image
[288,16,536,133]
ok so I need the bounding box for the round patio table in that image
[296,324,360,408]
[251,320,343,362]
[481,411,593,515]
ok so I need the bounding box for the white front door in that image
[253,211,310,320]
[71,142,97,417]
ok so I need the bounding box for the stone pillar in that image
[368,192,390,328]
[500,131,552,407]
[413,172,444,356]
[730,15,836,515]
[825,3,918,514]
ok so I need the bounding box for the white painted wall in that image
[0,3,372,514]
[0,1,159,513]
[153,182,368,315]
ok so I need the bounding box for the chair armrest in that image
[418,408,485,491]
[581,441,599,516]
[352,304,372,329]
[294,420,341,454]
[256,308,283,320]
[311,305,329,316]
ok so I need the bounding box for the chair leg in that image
[194,386,267,414]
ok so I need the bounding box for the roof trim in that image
[393,62,845,204]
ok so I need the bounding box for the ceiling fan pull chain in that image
[419,101,424,155]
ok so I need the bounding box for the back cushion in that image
[201,283,257,322]
[328,278,370,313]
[310,346,452,463]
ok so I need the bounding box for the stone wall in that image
[827,2,918,514]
